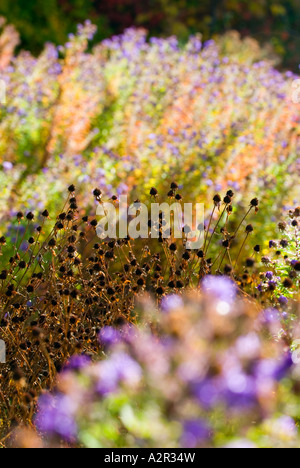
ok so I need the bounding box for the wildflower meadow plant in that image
[255,206,300,307]
[0,22,298,238]
[0,17,300,450]
[0,185,261,439]
[15,290,300,448]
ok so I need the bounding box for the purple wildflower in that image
[96,352,142,396]
[63,355,91,372]
[161,294,183,313]
[201,275,237,303]
[35,394,77,442]
[278,296,288,306]
[3,161,13,171]
[181,419,211,448]
[98,326,121,348]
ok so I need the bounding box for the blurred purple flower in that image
[224,371,257,409]
[63,355,91,372]
[278,296,288,306]
[3,161,13,171]
[161,294,183,313]
[193,378,221,409]
[201,275,237,303]
[275,416,297,437]
[35,394,77,442]
[261,308,281,324]
[255,353,293,381]
[98,326,121,348]
[181,419,211,448]
[96,352,142,396]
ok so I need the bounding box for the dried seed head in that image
[293,261,300,271]
[278,221,287,232]
[150,187,158,197]
[246,258,255,267]
[250,198,259,207]
[283,278,293,288]
[93,188,102,198]
[26,212,34,221]
[224,264,233,275]
[213,194,221,205]
[224,194,232,205]
[293,207,300,218]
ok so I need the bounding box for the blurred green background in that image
[1,0,299,70]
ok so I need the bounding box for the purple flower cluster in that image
[33,287,297,448]
[35,394,77,443]
[0,25,298,227]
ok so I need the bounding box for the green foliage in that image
[0,0,110,53]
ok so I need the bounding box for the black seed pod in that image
[213,194,221,205]
[26,212,34,221]
[150,187,158,196]
[250,198,259,207]
[93,188,102,197]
